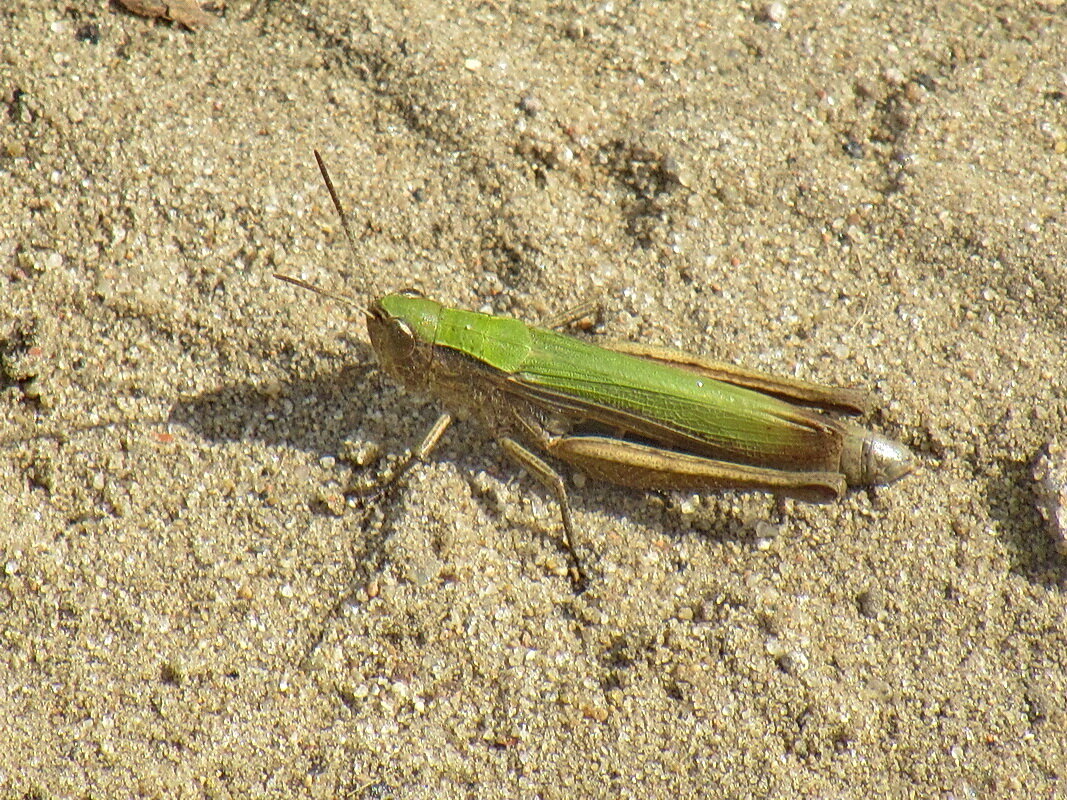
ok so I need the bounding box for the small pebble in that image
[761,2,787,25]
[776,648,808,675]
[565,19,589,39]
[884,67,906,87]
[315,489,345,517]
[346,441,381,468]
[518,94,542,116]
[857,585,884,619]
[581,703,609,723]
[754,520,781,539]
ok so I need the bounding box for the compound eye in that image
[399,287,424,298]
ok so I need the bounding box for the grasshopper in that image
[277,152,914,587]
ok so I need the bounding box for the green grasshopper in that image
[278,152,914,587]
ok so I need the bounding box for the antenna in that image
[314,149,361,266]
[272,272,369,316]
[272,150,371,315]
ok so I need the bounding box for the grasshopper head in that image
[366,291,443,391]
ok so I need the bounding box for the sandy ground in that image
[2,1,1066,797]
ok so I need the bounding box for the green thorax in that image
[378,293,536,369]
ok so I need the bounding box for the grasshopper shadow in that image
[167,354,760,580]
[167,362,385,457]
[166,330,416,458]
[165,353,545,502]
[166,356,503,479]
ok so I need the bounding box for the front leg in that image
[349,412,453,497]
